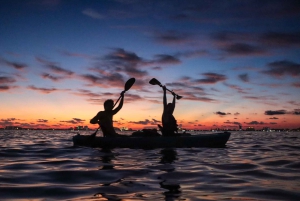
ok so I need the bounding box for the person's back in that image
[95,110,118,137]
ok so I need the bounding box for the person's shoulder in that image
[97,111,105,116]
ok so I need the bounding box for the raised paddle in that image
[90,77,136,137]
[149,78,182,100]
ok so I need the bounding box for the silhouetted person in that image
[90,91,125,137]
[158,86,178,136]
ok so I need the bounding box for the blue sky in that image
[0,0,300,130]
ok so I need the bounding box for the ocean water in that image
[0,130,299,201]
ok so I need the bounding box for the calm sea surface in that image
[0,130,299,201]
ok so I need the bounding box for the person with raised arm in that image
[90,91,125,137]
[158,85,178,136]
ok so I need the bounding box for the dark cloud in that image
[222,43,266,56]
[224,121,241,126]
[234,112,240,115]
[128,119,153,125]
[153,30,192,45]
[37,119,48,123]
[103,48,143,66]
[0,85,10,91]
[238,73,249,82]
[215,111,229,116]
[294,109,300,115]
[0,76,16,84]
[0,76,18,92]
[224,83,248,94]
[259,31,300,47]
[244,121,265,125]
[264,110,287,115]
[46,64,74,76]
[60,118,85,124]
[79,72,128,88]
[269,117,279,119]
[36,57,74,77]
[291,82,300,88]
[195,73,227,84]
[41,73,63,82]
[0,57,28,70]
[263,60,300,77]
[27,85,61,94]
[152,54,181,65]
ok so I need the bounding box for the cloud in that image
[224,121,241,126]
[259,31,300,47]
[60,118,85,124]
[294,109,300,115]
[37,119,48,123]
[238,73,249,82]
[82,8,105,19]
[153,30,193,45]
[215,111,230,116]
[0,75,18,92]
[41,73,64,82]
[128,119,157,125]
[224,82,248,94]
[292,82,300,88]
[262,60,300,77]
[221,43,266,56]
[264,110,287,115]
[269,117,279,119]
[36,57,74,78]
[0,76,16,84]
[244,121,265,125]
[0,57,28,71]
[27,85,62,94]
[195,73,227,84]
[152,54,181,65]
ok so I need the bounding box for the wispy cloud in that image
[27,85,67,94]
[60,118,85,124]
[238,73,249,82]
[82,8,105,19]
[0,57,28,71]
[262,60,300,77]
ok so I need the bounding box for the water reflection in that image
[99,148,115,170]
[159,148,182,200]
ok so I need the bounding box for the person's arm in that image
[90,112,100,124]
[113,91,124,115]
[163,85,167,109]
[170,92,176,114]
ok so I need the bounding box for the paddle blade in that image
[124,78,135,91]
[149,78,161,86]
[176,95,183,100]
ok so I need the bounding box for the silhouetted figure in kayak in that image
[158,85,178,136]
[90,91,125,137]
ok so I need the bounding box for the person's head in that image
[104,99,114,111]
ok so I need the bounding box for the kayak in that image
[72,132,231,149]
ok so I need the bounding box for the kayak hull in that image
[72,132,231,149]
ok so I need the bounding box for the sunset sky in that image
[1,0,300,130]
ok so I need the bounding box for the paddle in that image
[90,78,136,137]
[149,78,182,100]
